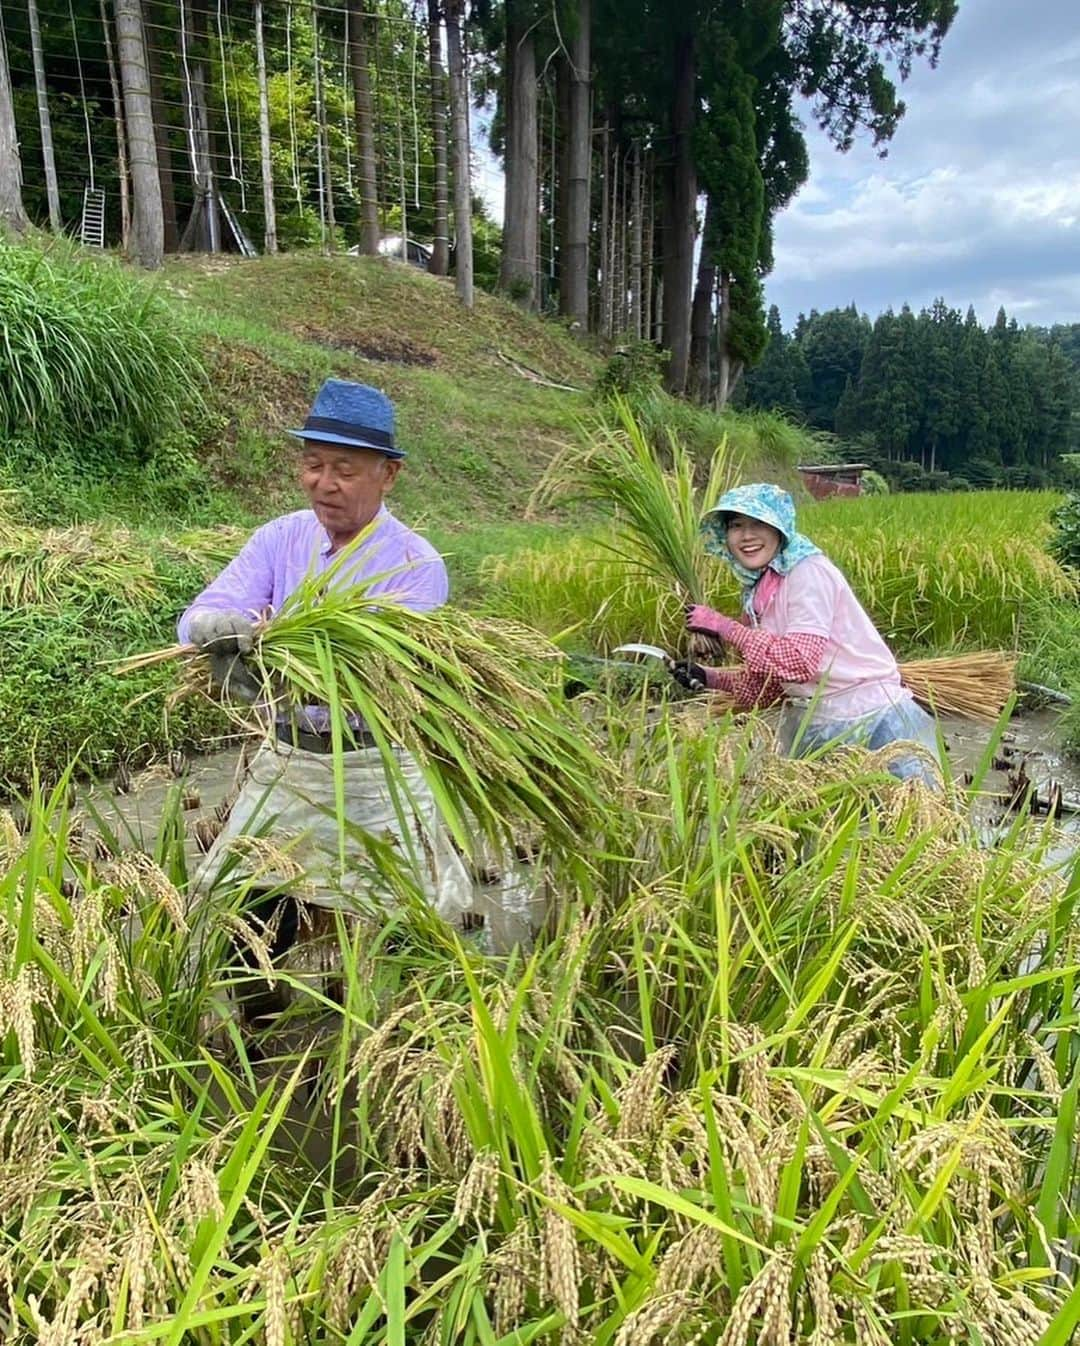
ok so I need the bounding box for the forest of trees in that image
[741,302,1080,489]
[0,0,961,400]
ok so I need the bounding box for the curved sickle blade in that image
[612,643,670,662]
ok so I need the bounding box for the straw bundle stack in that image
[899,652,1017,722]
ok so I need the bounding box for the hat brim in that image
[288,428,406,459]
[702,503,789,540]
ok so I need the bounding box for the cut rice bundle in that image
[118,547,616,858]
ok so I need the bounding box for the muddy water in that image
[77,740,251,871]
[79,709,1080,871]
[939,708,1080,863]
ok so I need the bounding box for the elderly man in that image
[179,378,473,946]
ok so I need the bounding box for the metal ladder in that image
[218,193,257,258]
[79,186,106,249]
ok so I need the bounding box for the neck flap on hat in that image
[700,482,821,617]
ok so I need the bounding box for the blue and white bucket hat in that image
[701,482,821,592]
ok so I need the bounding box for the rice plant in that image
[0,700,1078,1342]
[806,492,1074,651]
[535,395,744,606]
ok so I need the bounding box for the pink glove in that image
[685,604,734,639]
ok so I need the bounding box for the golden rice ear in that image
[118,579,617,862]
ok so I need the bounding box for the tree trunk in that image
[642,152,654,342]
[688,194,717,403]
[253,0,276,253]
[661,29,696,394]
[181,0,218,251]
[312,1,335,247]
[445,0,472,306]
[555,46,570,309]
[630,141,642,338]
[610,142,622,335]
[144,4,176,249]
[348,0,380,253]
[98,0,131,248]
[395,54,407,256]
[559,0,590,327]
[26,0,62,229]
[0,16,28,233]
[499,0,538,307]
[599,120,611,337]
[618,145,629,333]
[716,273,733,408]
[115,0,163,267]
[428,0,449,275]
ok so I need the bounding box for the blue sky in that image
[766,0,1080,329]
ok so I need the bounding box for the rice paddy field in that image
[1,487,1080,1342]
[5,700,1080,1344]
[6,244,1080,1342]
[482,491,1075,660]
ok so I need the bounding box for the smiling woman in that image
[725,512,783,569]
[674,482,942,782]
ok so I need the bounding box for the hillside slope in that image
[172,255,600,529]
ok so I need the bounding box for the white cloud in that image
[766,0,1080,326]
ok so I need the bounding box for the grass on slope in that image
[0,521,238,789]
[169,254,599,529]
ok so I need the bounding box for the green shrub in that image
[1004,464,1040,490]
[0,240,207,462]
[593,341,666,402]
[1049,493,1080,570]
[891,461,927,492]
[860,468,889,495]
[965,457,1004,488]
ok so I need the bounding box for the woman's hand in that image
[685,603,729,638]
[667,658,707,692]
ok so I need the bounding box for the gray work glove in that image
[186,610,262,704]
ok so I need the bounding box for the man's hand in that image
[667,658,708,693]
[187,610,262,704]
[187,610,256,655]
[685,603,729,639]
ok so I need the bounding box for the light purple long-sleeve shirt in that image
[178,506,448,642]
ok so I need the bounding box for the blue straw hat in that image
[288,379,405,459]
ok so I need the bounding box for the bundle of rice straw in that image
[706,653,1016,721]
[899,652,1017,722]
[118,567,616,858]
